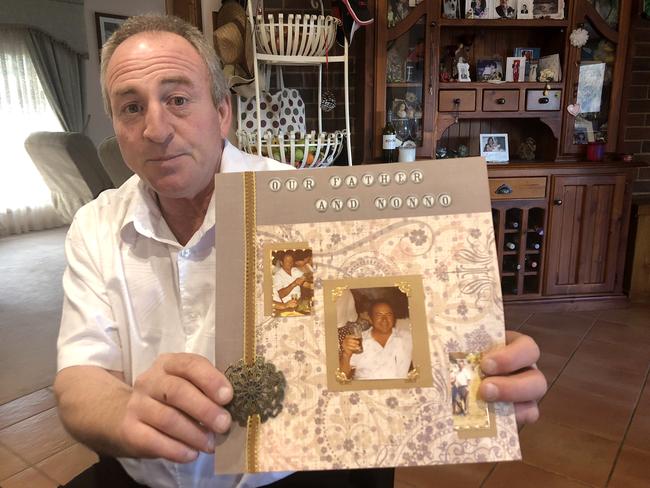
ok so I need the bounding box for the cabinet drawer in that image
[489,177,547,200]
[439,90,476,112]
[483,90,519,111]
[526,90,562,111]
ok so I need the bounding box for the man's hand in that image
[121,353,233,463]
[479,330,547,426]
[341,335,361,357]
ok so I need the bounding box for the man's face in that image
[282,254,294,270]
[370,302,396,334]
[105,32,231,201]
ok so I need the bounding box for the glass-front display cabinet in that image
[561,0,632,156]
[372,0,434,159]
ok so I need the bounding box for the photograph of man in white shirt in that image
[339,300,413,380]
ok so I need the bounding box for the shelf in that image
[503,250,518,255]
[524,271,539,276]
[387,82,423,88]
[256,53,347,65]
[525,250,541,254]
[501,272,516,277]
[439,82,563,89]
[438,19,570,28]
[504,229,520,234]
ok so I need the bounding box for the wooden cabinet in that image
[545,174,627,295]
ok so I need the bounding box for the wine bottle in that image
[506,218,520,229]
[382,111,397,163]
[504,241,517,251]
[528,239,541,250]
[532,225,544,236]
[525,257,539,270]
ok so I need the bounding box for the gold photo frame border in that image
[323,275,433,392]
[262,242,310,317]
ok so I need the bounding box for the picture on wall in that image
[95,12,128,51]
[480,133,510,163]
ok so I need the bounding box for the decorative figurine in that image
[457,144,469,157]
[517,137,537,160]
[435,146,448,159]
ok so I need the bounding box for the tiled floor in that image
[0,305,648,487]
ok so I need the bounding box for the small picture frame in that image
[505,56,526,82]
[528,61,539,81]
[493,0,517,18]
[95,12,128,51]
[532,0,564,19]
[538,53,562,82]
[476,58,504,81]
[480,133,510,163]
[471,0,491,18]
[443,0,462,18]
[458,62,471,82]
[263,242,314,317]
[517,0,533,18]
[514,47,540,78]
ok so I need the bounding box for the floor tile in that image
[585,319,650,355]
[519,323,584,358]
[482,461,592,487]
[608,446,650,487]
[539,383,635,441]
[503,307,532,331]
[36,443,98,485]
[598,305,650,329]
[0,442,28,481]
[523,312,596,338]
[536,351,569,386]
[0,387,56,430]
[394,463,494,488]
[0,467,58,488]
[625,382,650,452]
[569,339,649,377]
[519,418,619,486]
[0,407,75,465]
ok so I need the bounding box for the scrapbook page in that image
[213,158,520,474]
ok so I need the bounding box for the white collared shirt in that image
[57,142,292,488]
[349,327,413,380]
[272,267,303,303]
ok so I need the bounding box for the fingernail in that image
[482,382,498,401]
[213,412,231,433]
[183,449,198,462]
[481,358,498,375]
[205,432,215,452]
[217,386,233,404]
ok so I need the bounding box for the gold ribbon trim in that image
[243,171,258,471]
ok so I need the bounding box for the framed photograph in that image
[517,0,533,17]
[470,0,491,18]
[476,58,504,81]
[95,12,128,50]
[514,47,540,78]
[505,56,526,82]
[480,133,510,163]
[449,352,492,431]
[458,62,471,82]
[493,0,517,18]
[538,53,562,82]
[576,62,606,114]
[443,0,462,18]
[263,243,314,317]
[532,0,564,19]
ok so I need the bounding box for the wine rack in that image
[492,203,547,300]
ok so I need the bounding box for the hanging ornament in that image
[320,39,337,112]
[570,28,589,48]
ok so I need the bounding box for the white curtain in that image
[0,27,64,237]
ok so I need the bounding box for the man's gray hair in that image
[100,14,229,117]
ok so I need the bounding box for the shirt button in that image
[180,249,191,258]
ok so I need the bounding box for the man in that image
[339,301,412,380]
[454,360,473,415]
[272,251,305,303]
[54,13,546,488]
[496,0,516,18]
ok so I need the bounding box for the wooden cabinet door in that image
[545,174,626,295]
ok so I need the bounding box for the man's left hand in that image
[479,330,547,426]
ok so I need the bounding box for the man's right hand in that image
[120,353,232,462]
[341,335,360,357]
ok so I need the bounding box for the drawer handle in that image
[496,97,506,105]
[538,97,549,104]
[495,183,513,195]
[453,98,461,104]
[554,199,563,206]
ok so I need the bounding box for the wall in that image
[0,0,86,53]
[83,0,166,146]
[621,11,650,199]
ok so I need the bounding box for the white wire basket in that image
[255,14,340,57]
[237,130,347,168]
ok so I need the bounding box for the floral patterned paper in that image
[254,212,520,471]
